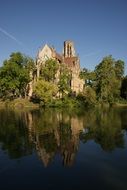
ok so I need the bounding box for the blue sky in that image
[0,0,127,74]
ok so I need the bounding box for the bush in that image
[77,87,97,107]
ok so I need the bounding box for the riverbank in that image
[0,98,127,109]
[111,102,127,107]
[0,98,39,109]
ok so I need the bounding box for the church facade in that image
[35,40,84,94]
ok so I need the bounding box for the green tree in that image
[33,79,58,106]
[115,60,124,80]
[41,59,58,82]
[9,52,24,66]
[0,52,33,99]
[58,64,71,98]
[80,68,96,87]
[121,76,127,99]
[22,57,35,97]
[77,86,96,107]
[95,56,124,102]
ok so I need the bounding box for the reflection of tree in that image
[80,108,125,151]
[120,108,127,130]
[0,109,33,158]
[0,107,126,166]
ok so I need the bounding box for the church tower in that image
[63,41,76,57]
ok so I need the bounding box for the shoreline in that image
[0,99,127,109]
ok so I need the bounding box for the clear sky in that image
[0,0,127,74]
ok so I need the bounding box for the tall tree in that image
[41,59,58,82]
[121,76,127,99]
[115,60,124,80]
[95,56,124,102]
[58,64,71,98]
[0,52,34,99]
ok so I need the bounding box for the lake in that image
[0,107,127,190]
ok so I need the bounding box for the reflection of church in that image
[26,111,84,167]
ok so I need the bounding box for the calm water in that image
[0,107,127,190]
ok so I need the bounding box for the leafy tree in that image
[22,57,35,97]
[9,52,24,66]
[80,68,96,87]
[94,56,124,102]
[33,79,58,105]
[41,59,58,82]
[0,52,33,99]
[58,64,71,98]
[115,60,124,80]
[121,76,127,99]
[77,86,96,107]
[23,56,35,72]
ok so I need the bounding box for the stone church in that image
[29,41,84,97]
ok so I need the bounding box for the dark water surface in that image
[0,107,127,190]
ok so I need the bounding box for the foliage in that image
[41,59,58,82]
[121,76,127,99]
[115,60,124,80]
[0,109,33,158]
[58,64,72,98]
[80,68,96,87]
[94,55,124,103]
[0,52,126,107]
[33,79,58,106]
[9,52,24,66]
[80,108,125,151]
[77,86,97,107]
[0,52,35,99]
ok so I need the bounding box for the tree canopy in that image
[94,56,124,102]
[0,52,126,107]
[0,52,34,99]
[40,59,58,82]
[33,79,58,105]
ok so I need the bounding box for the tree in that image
[41,59,58,82]
[121,76,127,99]
[0,52,33,99]
[115,60,124,80]
[58,64,71,98]
[33,79,58,105]
[22,57,35,98]
[94,56,124,102]
[77,86,96,107]
[80,68,96,87]
[9,52,24,66]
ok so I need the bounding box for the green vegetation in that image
[58,63,72,98]
[0,52,34,99]
[0,52,127,108]
[0,107,126,161]
[80,55,127,106]
[33,79,58,106]
[41,59,58,82]
[95,56,124,103]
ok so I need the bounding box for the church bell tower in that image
[63,41,76,57]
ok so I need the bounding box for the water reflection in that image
[0,108,127,167]
[80,108,126,151]
[26,109,84,167]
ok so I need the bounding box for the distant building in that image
[35,40,84,94]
